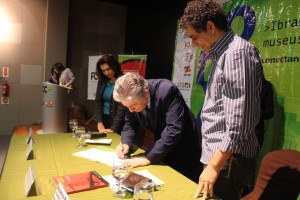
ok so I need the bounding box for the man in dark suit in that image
[113,73,201,182]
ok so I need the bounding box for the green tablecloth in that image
[0,133,214,200]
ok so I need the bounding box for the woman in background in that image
[53,62,75,88]
[95,55,125,134]
[47,65,58,84]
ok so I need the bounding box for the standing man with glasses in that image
[179,0,263,199]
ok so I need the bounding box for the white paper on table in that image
[85,139,112,144]
[103,169,164,191]
[137,169,164,186]
[102,174,118,191]
[72,148,121,167]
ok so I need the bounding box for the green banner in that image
[174,0,300,153]
[173,1,299,197]
[222,0,300,154]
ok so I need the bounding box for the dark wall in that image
[66,0,189,120]
[66,0,127,120]
[124,1,189,79]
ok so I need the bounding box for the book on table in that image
[121,171,152,192]
[52,171,109,194]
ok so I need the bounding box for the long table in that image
[0,133,212,200]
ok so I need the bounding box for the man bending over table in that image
[113,72,202,182]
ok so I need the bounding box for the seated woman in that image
[95,55,125,134]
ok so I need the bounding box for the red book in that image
[52,171,109,194]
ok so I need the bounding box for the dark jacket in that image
[255,78,274,147]
[48,76,58,84]
[121,79,201,181]
[95,79,125,133]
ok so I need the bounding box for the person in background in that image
[113,72,202,182]
[255,74,274,148]
[95,55,125,134]
[47,65,58,84]
[179,0,263,199]
[53,62,75,88]
[243,74,275,196]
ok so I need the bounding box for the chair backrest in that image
[241,149,300,200]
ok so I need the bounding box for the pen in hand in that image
[120,142,129,159]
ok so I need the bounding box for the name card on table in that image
[25,165,38,196]
[25,139,34,160]
[26,127,33,144]
[52,183,71,200]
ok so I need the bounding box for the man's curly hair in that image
[179,0,229,32]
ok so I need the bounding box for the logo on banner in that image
[183,65,192,76]
[227,5,256,41]
[42,86,54,94]
[184,52,193,63]
[184,41,192,48]
[177,82,191,90]
[43,100,53,107]
[120,59,147,77]
[90,72,98,81]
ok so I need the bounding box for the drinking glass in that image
[68,119,78,138]
[75,126,86,148]
[133,180,154,200]
[112,160,128,198]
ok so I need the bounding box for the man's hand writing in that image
[116,143,130,159]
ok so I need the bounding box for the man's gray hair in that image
[113,72,148,102]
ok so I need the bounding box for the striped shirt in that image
[200,31,262,165]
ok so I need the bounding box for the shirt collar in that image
[209,30,234,59]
